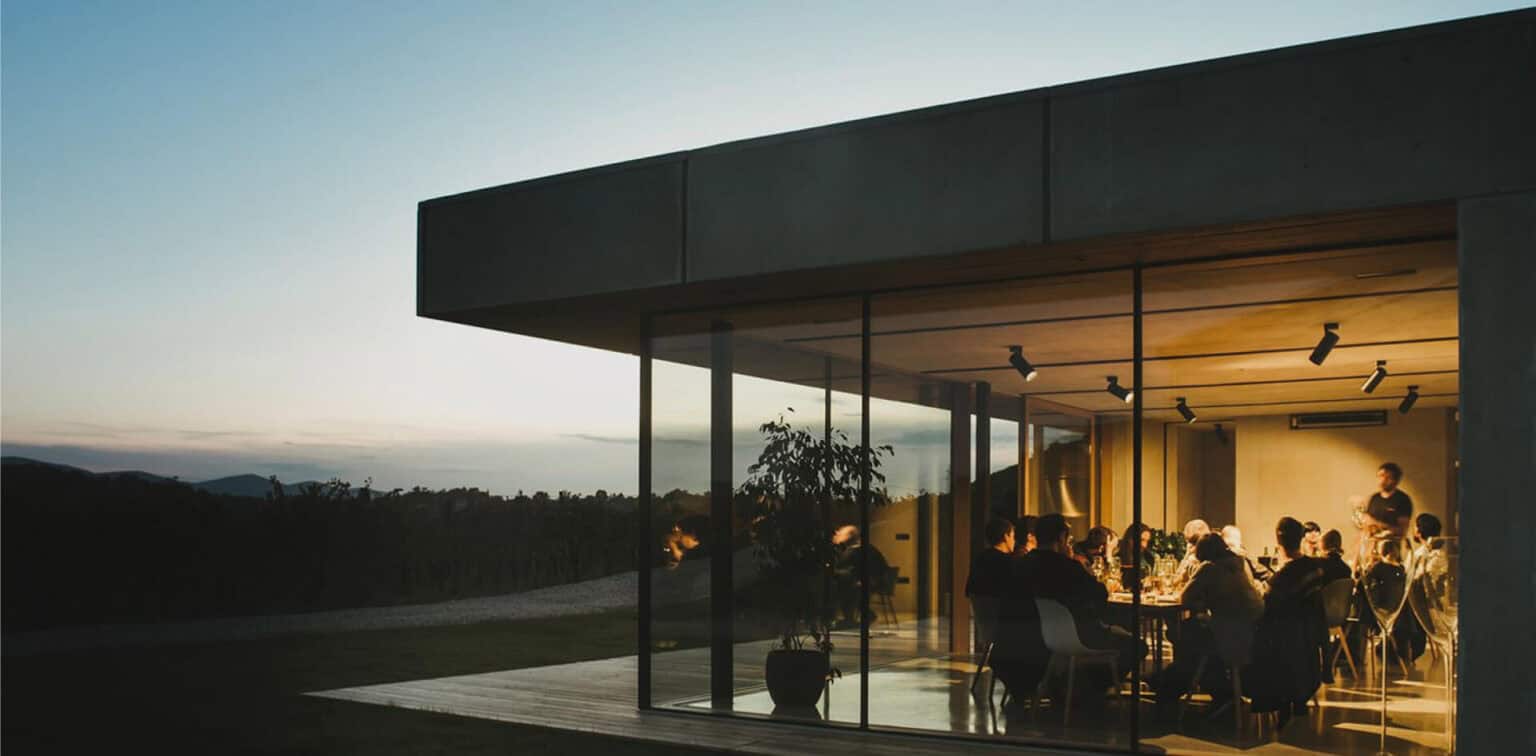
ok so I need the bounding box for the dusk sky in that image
[2,1,1519,495]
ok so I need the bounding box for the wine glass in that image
[1361,531,1415,755]
[1408,537,1459,752]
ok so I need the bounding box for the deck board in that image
[309,643,1451,755]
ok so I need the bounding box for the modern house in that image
[413,10,1533,755]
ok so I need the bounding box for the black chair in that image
[874,565,901,629]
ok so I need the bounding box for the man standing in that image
[1366,462,1414,535]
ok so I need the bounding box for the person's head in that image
[1220,525,1243,551]
[1183,519,1211,548]
[985,516,1016,553]
[1195,532,1233,563]
[1301,521,1322,554]
[1083,526,1114,555]
[1119,523,1151,560]
[832,524,861,546]
[1415,513,1443,541]
[1016,515,1038,553]
[1322,529,1344,554]
[1276,517,1306,556]
[1377,462,1404,493]
[1035,513,1071,553]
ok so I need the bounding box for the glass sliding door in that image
[868,269,1138,749]
[647,297,866,727]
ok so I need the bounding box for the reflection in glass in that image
[1362,531,1416,755]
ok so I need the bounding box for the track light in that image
[1399,385,1420,414]
[1008,345,1038,382]
[1214,423,1230,446]
[1105,375,1133,403]
[1361,360,1388,394]
[1176,397,1197,424]
[1309,322,1340,366]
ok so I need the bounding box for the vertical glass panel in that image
[649,298,865,727]
[648,331,716,710]
[870,270,1137,750]
[1138,241,1460,755]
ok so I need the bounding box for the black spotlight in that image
[1176,397,1197,424]
[1399,385,1420,414]
[1309,322,1340,366]
[1361,360,1388,394]
[1008,345,1038,382]
[1213,423,1230,446]
[1105,375,1133,403]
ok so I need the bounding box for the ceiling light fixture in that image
[1362,360,1388,394]
[1176,397,1197,424]
[1105,375,1133,404]
[1309,322,1340,366]
[1399,385,1420,414]
[1008,345,1038,382]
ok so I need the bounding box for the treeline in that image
[2,464,693,631]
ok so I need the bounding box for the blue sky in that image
[2,1,1522,494]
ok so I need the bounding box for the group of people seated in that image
[966,460,1440,728]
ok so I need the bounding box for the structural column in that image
[1456,192,1535,755]
[948,383,973,655]
[709,321,734,710]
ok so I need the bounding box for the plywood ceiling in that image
[699,239,1459,423]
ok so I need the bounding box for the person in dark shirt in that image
[832,525,890,628]
[966,516,1020,599]
[1366,462,1414,534]
[1319,529,1353,583]
[1116,523,1154,585]
[1247,517,1329,726]
[1012,514,1038,557]
[1019,514,1145,690]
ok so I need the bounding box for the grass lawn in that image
[3,609,720,755]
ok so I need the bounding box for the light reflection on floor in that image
[676,651,1453,755]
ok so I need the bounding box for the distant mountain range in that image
[1,456,324,498]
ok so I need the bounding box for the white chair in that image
[1034,597,1121,727]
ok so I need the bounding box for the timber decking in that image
[309,639,1452,755]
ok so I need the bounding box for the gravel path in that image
[3,570,641,656]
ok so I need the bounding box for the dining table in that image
[1108,591,1185,676]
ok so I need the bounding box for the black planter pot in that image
[764,649,828,708]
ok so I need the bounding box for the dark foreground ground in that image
[3,609,720,755]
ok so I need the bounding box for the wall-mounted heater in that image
[1289,410,1389,430]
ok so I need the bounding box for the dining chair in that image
[1321,577,1360,679]
[1177,616,1270,737]
[1034,597,1120,727]
[969,595,1003,704]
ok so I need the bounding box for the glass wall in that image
[1136,242,1459,755]
[868,269,1138,748]
[645,240,1459,754]
[648,298,865,726]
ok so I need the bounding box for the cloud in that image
[561,433,637,445]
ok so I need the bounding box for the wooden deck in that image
[309,634,1452,756]
[309,652,1069,755]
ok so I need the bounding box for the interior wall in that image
[1103,420,1167,531]
[1233,408,1454,542]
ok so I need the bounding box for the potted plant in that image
[739,409,891,708]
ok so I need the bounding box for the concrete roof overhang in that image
[417,9,1534,356]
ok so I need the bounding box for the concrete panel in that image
[1456,191,1536,755]
[1053,16,1536,240]
[686,99,1045,281]
[417,158,683,314]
